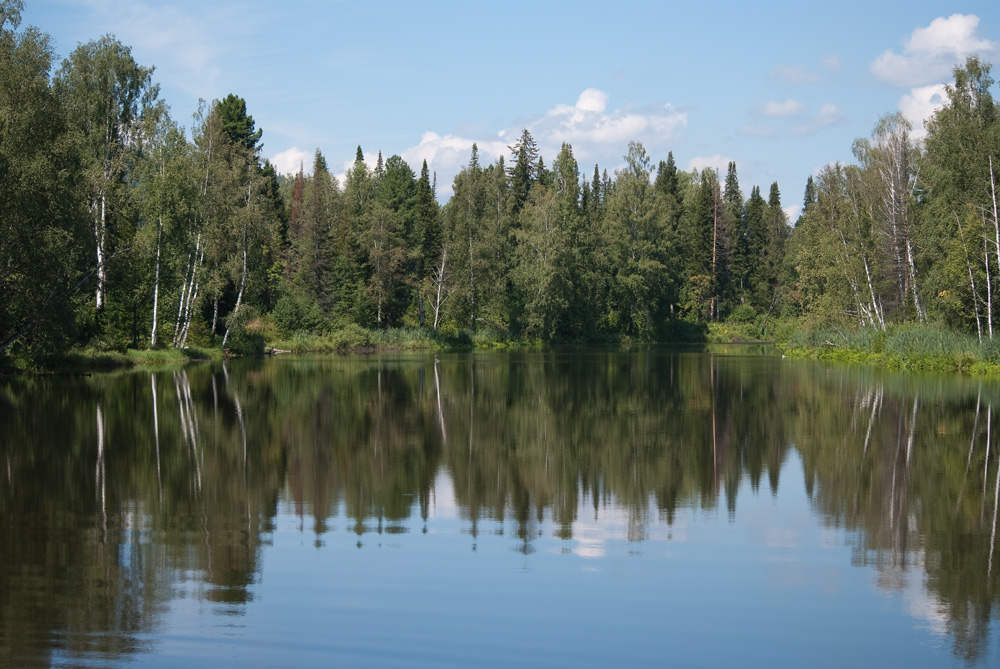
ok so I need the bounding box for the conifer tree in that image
[723,162,747,308]
[508,129,538,216]
[294,150,340,311]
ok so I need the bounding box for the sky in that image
[21,0,1000,220]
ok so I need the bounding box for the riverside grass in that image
[10,319,1000,377]
[773,322,1000,376]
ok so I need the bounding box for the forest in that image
[2,2,1000,364]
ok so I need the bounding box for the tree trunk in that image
[222,234,248,349]
[150,218,162,348]
[986,235,994,340]
[94,192,107,310]
[433,246,450,331]
[956,213,983,342]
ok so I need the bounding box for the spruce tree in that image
[508,129,538,216]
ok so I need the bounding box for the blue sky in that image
[22,1,1000,218]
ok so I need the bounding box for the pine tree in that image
[723,162,748,308]
[763,182,789,315]
[802,176,817,217]
[508,129,538,216]
[743,185,769,310]
[215,93,262,153]
[294,150,340,311]
[415,160,441,326]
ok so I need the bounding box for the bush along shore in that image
[772,323,1000,376]
[9,317,1000,379]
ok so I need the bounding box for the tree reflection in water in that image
[0,349,999,665]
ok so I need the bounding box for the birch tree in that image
[0,1,89,358]
[55,36,158,316]
[923,56,1000,335]
[853,113,925,321]
[136,110,197,348]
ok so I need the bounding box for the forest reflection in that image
[1,349,999,665]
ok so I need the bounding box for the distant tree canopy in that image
[3,4,1000,362]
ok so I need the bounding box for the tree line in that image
[2,2,999,360]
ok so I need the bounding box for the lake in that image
[1,347,999,667]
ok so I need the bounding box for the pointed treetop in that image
[355,146,364,163]
[768,181,782,208]
[216,93,262,153]
[802,176,816,214]
[655,153,679,197]
[312,148,328,175]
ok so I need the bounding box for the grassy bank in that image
[2,346,221,375]
[267,324,479,354]
[775,322,1000,376]
[9,318,1000,378]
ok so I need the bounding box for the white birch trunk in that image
[221,235,248,349]
[222,171,255,349]
[993,155,1000,338]
[179,242,204,348]
[432,246,450,331]
[986,236,994,340]
[990,155,1000,339]
[94,193,107,310]
[862,253,885,330]
[955,213,983,342]
[151,218,162,348]
[905,235,925,322]
[172,250,192,347]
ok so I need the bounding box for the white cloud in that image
[908,14,993,56]
[398,131,508,198]
[401,89,687,198]
[687,155,733,175]
[575,88,608,114]
[521,91,687,151]
[78,0,224,98]
[772,64,819,85]
[790,103,848,136]
[401,131,507,174]
[784,204,802,223]
[871,14,996,88]
[821,54,842,74]
[898,84,948,139]
[760,99,805,117]
[271,147,312,176]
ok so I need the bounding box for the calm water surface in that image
[2,347,1000,667]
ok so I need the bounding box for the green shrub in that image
[273,292,326,336]
[225,306,266,356]
[730,304,757,324]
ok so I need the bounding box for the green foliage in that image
[0,9,89,362]
[224,305,266,356]
[272,291,327,336]
[8,9,1000,365]
[215,93,262,153]
[729,303,756,324]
